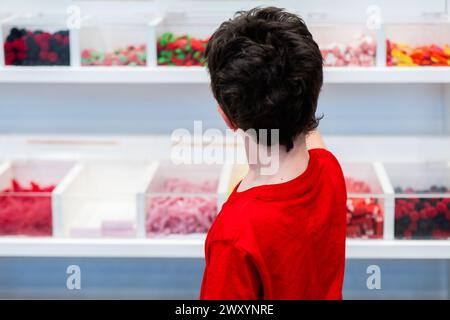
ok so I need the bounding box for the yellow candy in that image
[392,49,414,64]
[444,45,450,56]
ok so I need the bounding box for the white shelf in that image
[0,237,449,259]
[2,66,450,84]
[0,67,209,84]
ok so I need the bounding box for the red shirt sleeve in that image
[200,240,262,300]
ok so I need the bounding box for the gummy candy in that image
[4,27,70,66]
[0,179,55,236]
[157,32,208,66]
[146,178,218,236]
[387,40,450,67]
[81,44,146,66]
[345,178,383,239]
[320,35,376,67]
[394,186,450,239]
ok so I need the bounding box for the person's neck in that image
[237,135,310,192]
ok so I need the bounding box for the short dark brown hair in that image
[206,7,323,151]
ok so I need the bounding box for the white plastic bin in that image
[310,24,377,67]
[386,22,450,66]
[80,14,157,67]
[384,162,450,239]
[0,159,75,236]
[155,12,226,66]
[55,160,157,238]
[342,162,386,239]
[144,162,230,237]
[2,12,70,66]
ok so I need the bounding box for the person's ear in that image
[217,106,237,131]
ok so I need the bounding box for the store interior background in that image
[0,0,449,299]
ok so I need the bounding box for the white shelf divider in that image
[135,161,159,238]
[146,15,164,67]
[373,161,395,240]
[69,27,81,67]
[52,163,84,237]
[375,23,387,67]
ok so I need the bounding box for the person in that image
[200,7,347,299]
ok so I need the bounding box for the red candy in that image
[157,32,208,66]
[4,27,70,66]
[387,40,450,67]
[0,179,55,236]
[394,186,450,239]
[146,178,218,235]
[321,35,376,67]
[345,177,383,239]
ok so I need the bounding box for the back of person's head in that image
[206,7,323,151]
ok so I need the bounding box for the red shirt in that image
[200,148,347,300]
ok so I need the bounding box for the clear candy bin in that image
[384,162,450,239]
[386,22,450,66]
[341,163,385,239]
[155,12,226,66]
[145,162,230,237]
[2,13,70,66]
[55,160,157,238]
[309,24,377,67]
[0,160,75,236]
[80,15,153,67]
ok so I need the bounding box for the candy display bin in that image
[342,163,385,239]
[144,162,231,237]
[2,13,70,66]
[155,12,226,66]
[54,160,157,238]
[80,15,156,67]
[0,160,75,237]
[384,162,450,239]
[309,24,378,67]
[386,22,450,66]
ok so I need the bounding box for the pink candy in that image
[321,35,376,67]
[146,178,218,236]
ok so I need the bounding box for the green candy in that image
[174,48,183,55]
[160,37,168,46]
[159,32,175,46]
[177,53,186,60]
[158,56,168,64]
[160,50,172,58]
[96,52,105,63]
[119,54,127,62]
[128,61,137,66]
[193,51,201,59]
[137,52,146,62]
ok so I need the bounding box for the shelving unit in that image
[0,237,449,259]
[3,66,450,84]
[0,1,450,262]
[0,135,448,260]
